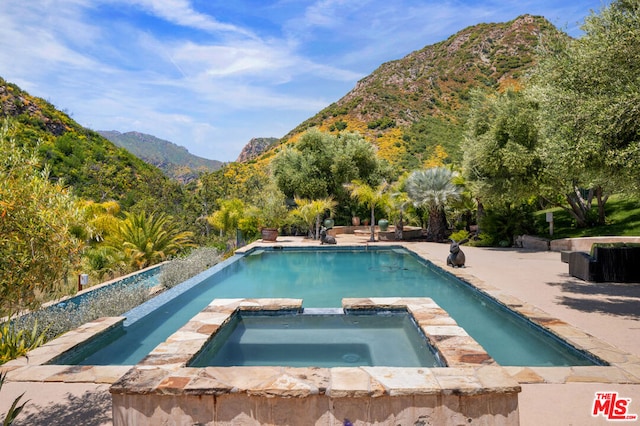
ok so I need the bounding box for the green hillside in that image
[98,130,223,183]
[0,78,186,216]
[280,15,564,170]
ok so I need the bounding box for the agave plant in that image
[0,320,46,364]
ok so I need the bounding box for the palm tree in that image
[207,198,245,239]
[406,167,461,242]
[291,197,337,239]
[388,181,411,241]
[345,180,389,242]
[107,212,195,270]
[80,200,121,242]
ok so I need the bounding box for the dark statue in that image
[447,238,469,267]
[320,227,337,245]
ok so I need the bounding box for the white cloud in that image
[0,1,101,77]
[121,0,257,37]
[171,41,296,79]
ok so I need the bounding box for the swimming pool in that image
[54,246,602,367]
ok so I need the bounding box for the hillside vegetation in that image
[208,5,638,241]
[0,78,187,215]
[98,130,223,183]
[281,15,562,170]
[209,14,563,210]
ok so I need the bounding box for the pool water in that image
[189,312,443,368]
[58,247,602,367]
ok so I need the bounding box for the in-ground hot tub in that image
[110,298,521,425]
[189,310,444,368]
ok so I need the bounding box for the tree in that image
[207,198,245,239]
[79,200,121,242]
[386,175,414,240]
[290,197,337,239]
[462,89,541,207]
[406,167,461,242]
[272,129,389,222]
[531,0,640,224]
[345,180,390,242]
[106,212,195,270]
[78,200,124,280]
[0,121,85,314]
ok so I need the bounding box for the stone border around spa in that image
[109,297,521,425]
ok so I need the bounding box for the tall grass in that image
[1,371,28,425]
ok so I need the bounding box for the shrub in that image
[449,229,471,242]
[159,247,223,289]
[10,278,151,345]
[479,204,537,246]
[468,232,495,247]
[0,321,45,364]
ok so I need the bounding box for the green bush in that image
[479,204,537,246]
[449,229,470,242]
[0,321,45,364]
[367,117,396,130]
[467,232,495,247]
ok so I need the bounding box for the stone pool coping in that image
[0,316,131,383]
[403,244,640,386]
[108,298,521,425]
[2,241,639,390]
[110,297,513,397]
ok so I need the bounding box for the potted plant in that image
[252,184,289,242]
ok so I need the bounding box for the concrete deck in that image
[2,234,639,425]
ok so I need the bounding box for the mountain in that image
[236,137,279,163]
[98,130,223,183]
[278,15,564,170]
[0,77,186,215]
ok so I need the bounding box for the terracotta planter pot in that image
[261,228,279,242]
[351,217,360,226]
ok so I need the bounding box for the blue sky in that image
[0,0,608,162]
